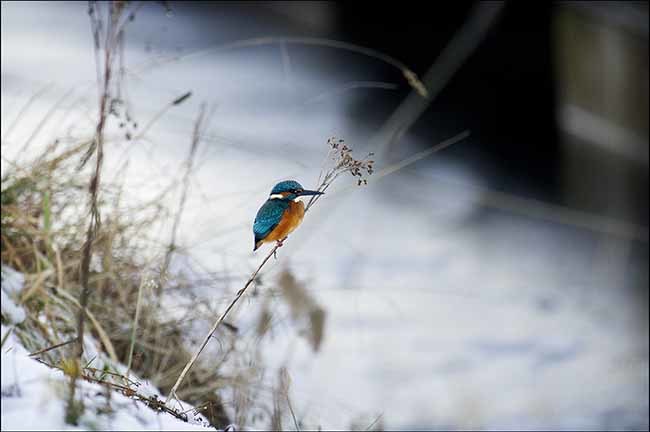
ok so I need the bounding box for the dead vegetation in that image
[0,1,388,429]
[0,1,316,428]
[1,133,231,426]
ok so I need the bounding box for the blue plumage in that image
[253,199,289,248]
[271,180,303,195]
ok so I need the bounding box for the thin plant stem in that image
[365,413,384,431]
[134,91,192,140]
[287,393,300,431]
[159,103,206,297]
[165,136,375,406]
[1,83,54,143]
[165,242,280,404]
[0,326,15,350]
[28,338,77,357]
[67,1,124,423]
[131,36,428,97]
[126,271,147,377]
[18,87,76,158]
[372,1,503,159]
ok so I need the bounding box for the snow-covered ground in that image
[2,1,648,430]
[1,329,215,431]
[1,265,214,431]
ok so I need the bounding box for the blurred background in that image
[1,1,648,430]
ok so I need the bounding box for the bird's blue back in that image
[253,198,289,243]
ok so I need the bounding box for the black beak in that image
[298,189,324,196]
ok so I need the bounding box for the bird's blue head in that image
[269,180,323,201]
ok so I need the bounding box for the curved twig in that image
[129,36,428,97]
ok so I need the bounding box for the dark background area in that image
[336,2,560,201]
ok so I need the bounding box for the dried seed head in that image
[318,136,374,193]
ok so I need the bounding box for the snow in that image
[1,265,24,295]
[1,319,214,431]
[1,265,26,325]
[0,263,215,430]
[2,1,648,430]
[0,290,24,326]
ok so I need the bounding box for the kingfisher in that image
[253,180,323,251]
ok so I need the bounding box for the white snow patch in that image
[1,325,214,431]
[1,265,26,325]
[1,265,25,294]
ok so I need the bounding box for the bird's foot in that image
[273,238,287,259]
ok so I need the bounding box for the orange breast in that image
[263,200,305,243]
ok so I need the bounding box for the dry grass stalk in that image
[165,241,282,404]
[278,367,300,431]
[159,103,206,298]
[125,271,148,377]
[66,1,126,423]
[132,36,429,98]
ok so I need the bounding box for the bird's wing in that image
[253,199,288,242]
